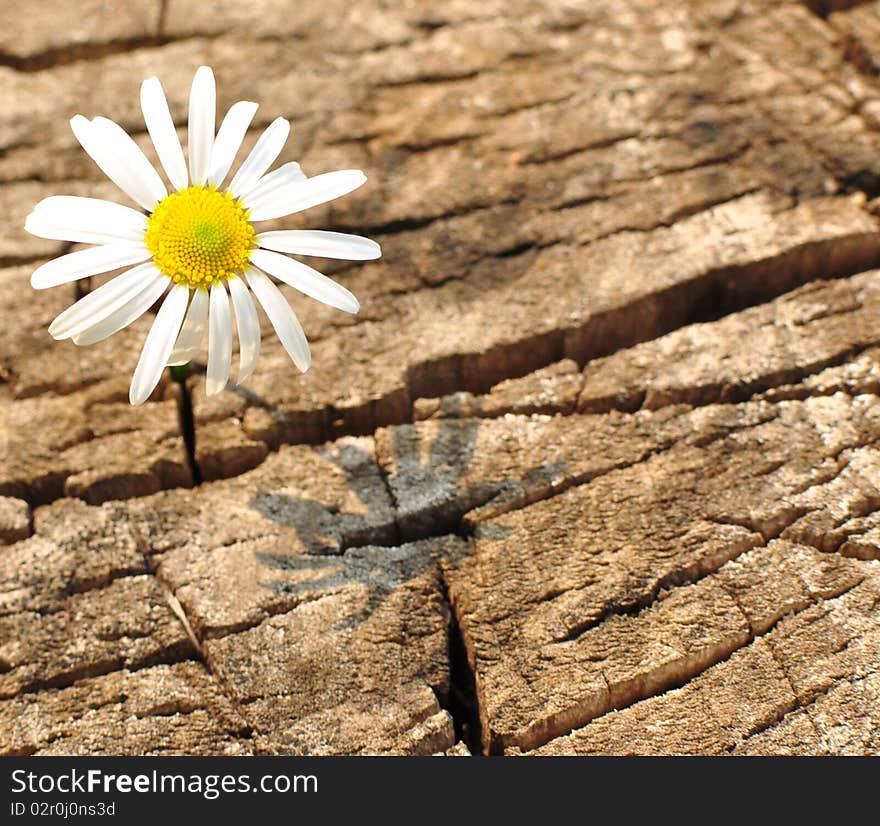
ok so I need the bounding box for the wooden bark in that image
[3,0,880,755]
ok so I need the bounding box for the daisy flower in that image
[25,66,379,405]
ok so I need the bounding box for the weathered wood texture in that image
[2,0,880,755]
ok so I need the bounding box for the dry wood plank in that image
[0,663,251,756]
[3,0,880,756]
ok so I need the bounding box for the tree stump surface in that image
[2,0,880,755]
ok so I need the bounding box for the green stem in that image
[169,363,190,383]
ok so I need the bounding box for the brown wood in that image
[3,0,880,755]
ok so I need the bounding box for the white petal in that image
[245,267,310,372]
[49,263,164,340]
[207,101,259,187]
[168,287,209,366]
[246,169,366,222]
[141,76,188,191]
[227,117,290,198]
[31,243,150,289]
[238,161,305,205]
[91,117,167,206]
[33,196,147,228]
[188,66,216,186]
[25,217,142,246]
[256,230,381,261]
[129,284,190,405]
[251,248,359,314]
[227,276,261,384]
[26,196,147,245]
[73,274,170,346]
[206,282,233,396]
[70,115,164,211]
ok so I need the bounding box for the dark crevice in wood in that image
[0,37,173,73]
[835,170,880,200]
[355,198,522,237]
[0,254,58,269]
[157,0,170,36]
[801,0,874,21]
[439,573,484,756]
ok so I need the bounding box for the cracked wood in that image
[3,0,880,756]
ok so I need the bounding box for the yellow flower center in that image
[145,186,255,287]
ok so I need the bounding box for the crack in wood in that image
[125,518,257,743]
[7,0,880,756]
[512,570,868,755]
[438,573,483,755]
